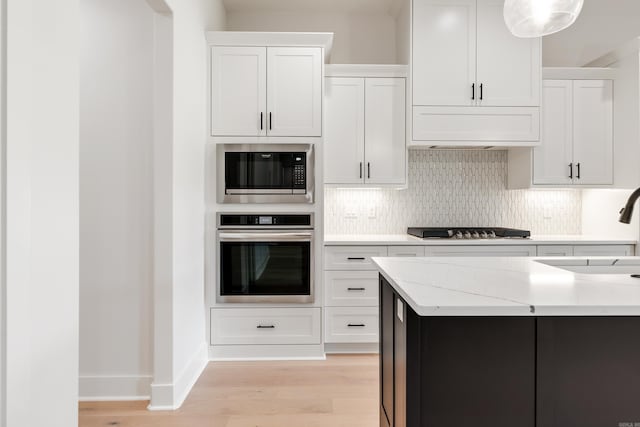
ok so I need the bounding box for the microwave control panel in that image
[293,155,306,189]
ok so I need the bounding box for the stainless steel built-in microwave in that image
[217,144,314,204]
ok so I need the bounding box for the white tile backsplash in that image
[325,150,582,235]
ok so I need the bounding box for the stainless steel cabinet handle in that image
[219,232,313,241]
[347,324,366,327]
[569,163,573,179]
[257,325,275,329]
[347,287,366,291]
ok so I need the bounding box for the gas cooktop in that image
[407,227,531,240]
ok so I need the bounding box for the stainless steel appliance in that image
[407,227,531,239]
[217,213,314,303]
[217,144,314,204]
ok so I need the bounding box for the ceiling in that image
[222,0,404,14]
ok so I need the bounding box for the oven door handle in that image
[218,232,314,242]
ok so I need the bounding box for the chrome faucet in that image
[619,187,640,224]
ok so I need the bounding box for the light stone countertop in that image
[324,234,637,246]
[372,256,640,317]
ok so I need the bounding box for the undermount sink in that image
[536,257,640,275]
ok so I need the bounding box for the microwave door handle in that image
[218,232,313,242]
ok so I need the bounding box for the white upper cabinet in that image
[512,78,613,188]
[364,78,406,185]
[533,80,573,185]
[211,47,267,137]
[325,77,366,184]
[476,0,540,107]
[266,47,322,137]
[571,80,613,185]
[210,45,322,138]
[324,67,407,186]
[412,0,476,106]
[411,0,541,145]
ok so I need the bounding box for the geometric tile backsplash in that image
[325,150,582,235]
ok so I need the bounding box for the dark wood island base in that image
[380,275,640,427]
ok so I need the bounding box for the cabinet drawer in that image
[537,245,574,257]
[413,106,540,142]
[572,245,635,257]
[388,246,426,257]
[210,308,321,345]
[324,246,388,270]
[325,307,379,344]
[426,245,537,257]
[325,270,379,307]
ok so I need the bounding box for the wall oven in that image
[216,213,314,303]
[217,144,314,204]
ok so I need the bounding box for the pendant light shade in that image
[504,0,584,38]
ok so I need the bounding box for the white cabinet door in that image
[325,307,379,344]
[533,80,573,185]
[324,246,388,271]
[572,80,613,185]
[211,46,266,136]
[324,271,379,307]
[476,0,541,107]
[266,47,322,137]
[413,0,476,106]
[365,78,406,184]
[573,245,634,257]
[426,245,537,257]
[387,246,426,257]
[537,245,574,257]
[324,77,365,184]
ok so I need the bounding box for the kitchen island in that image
[373,256,640,427]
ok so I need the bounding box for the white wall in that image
[79,0,155,400]
[582,190,639,240]
[4,0,79,426]
[226,11,397,64]
[543,0,640,66]
[149,0,226,409]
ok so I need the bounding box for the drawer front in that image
[387,246,426,257]
[413,106,540,142]
[572,245,635,257]
[537,245,574,257]
[210,308,321,345]
[426,245,537,257]
[324,246,388,270]
[325,270,379,307]
[325,307,379,344]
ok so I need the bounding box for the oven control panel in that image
[219,214,313,228]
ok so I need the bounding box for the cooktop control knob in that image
[488,230,497,238]
[471,231,480,239]
[463,231,472,239]
[454,231,463,239]
[480,231,488,239]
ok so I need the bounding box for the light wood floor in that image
[79,354,379,427]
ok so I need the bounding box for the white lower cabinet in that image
[210,308,321,345]
[325,307,379,344]
[537,245,574,257]
[324,245,388,270]
[324,270,379,307]
[573,245,634,257]
[426,245,537,257]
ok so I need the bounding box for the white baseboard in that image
[209,344,326,360]
[324,343,379,354]
[148,342,208,411]
[78,374,152,401]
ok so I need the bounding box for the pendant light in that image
[503,0,584,38]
